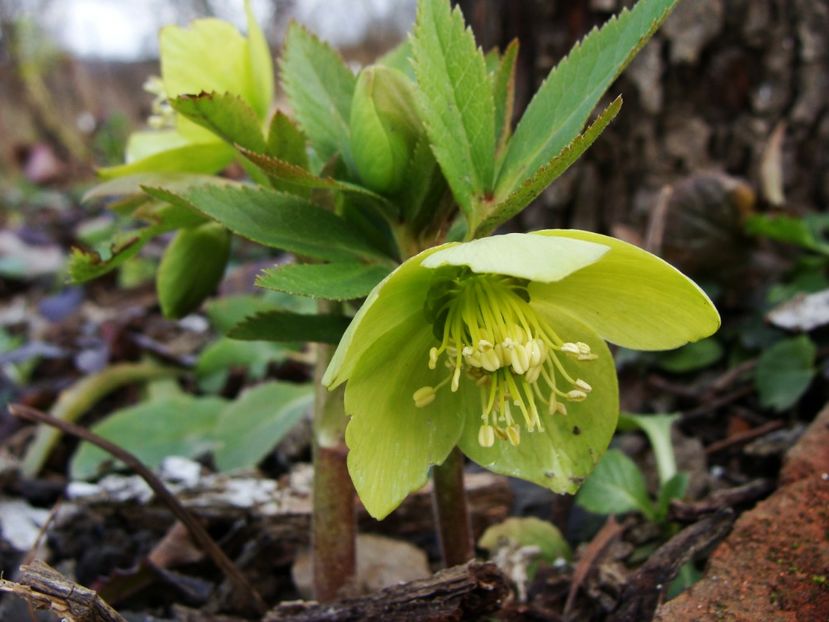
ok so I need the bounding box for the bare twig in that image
[9,404,267,616]
[669,479,774,522]
[609,509,734,622]
[0,560,126,622]
[564,516,624,620]
[704,419,785,455]
[682,385,754,420]
[265,560,508,622]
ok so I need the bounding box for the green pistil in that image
[413,272,596,447]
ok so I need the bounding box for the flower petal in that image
[344,320,475,519]
[458,309,618,494]
[323,246,447,388]
[530,230,720,350]
[421,232,608,283]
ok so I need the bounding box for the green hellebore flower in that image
[323,230,720,519]
[99,0,272,179]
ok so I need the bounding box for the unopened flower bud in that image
[350,66,423,194]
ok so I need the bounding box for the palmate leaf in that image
[411,0,496,223]
[281,23,355,167]
[475,97,621,236]
[257,262,393,300]
[171,92,267,154]
[495,0,678,197]
[144,183,390,262]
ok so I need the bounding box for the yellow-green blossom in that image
[324,230,720,519]
[99,0,272,179]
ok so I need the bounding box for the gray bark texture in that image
[460,0,829,251]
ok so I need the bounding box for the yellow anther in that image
[566,389,588,402]
[413,386,436,408]
[525,365,542,384]
[419,271,599,447]
[510,344,530,375]
[575,378,592,393]
[480,348,500,372]
[529,339,544,367]
[428,347,439,369]
[506,425,521,446]
[478,424,495,447]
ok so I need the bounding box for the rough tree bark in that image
[459,0,829,248]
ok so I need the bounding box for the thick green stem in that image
[432,448,474,567]
[312,301,356,601]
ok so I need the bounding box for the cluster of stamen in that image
[143,76,176,130]
[413,271,598,448]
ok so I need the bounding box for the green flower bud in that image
[350,66,423,194]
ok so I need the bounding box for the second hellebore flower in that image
[324,230,720,519]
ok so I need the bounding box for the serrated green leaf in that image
[157,222,230,318]
[68,227,161,283]
[496,0,677,195]
[281,23,355,166]
[213,381,312,471]
[171,92,267,153]
[755,335,816,411]
[151,183,389,262]
[68,187,217,284]
[399,134,449,228]
[70,395,227,480]
[411,0,496,221]
[476,97,621,236]
[228,310,351,344]
[576,448,656,520]
[256,262,392,300]
[237,147,398,218]
[266,111,308,168]
[493,39,519,153]
[204,293,313,333]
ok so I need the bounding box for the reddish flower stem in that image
[311,301,356,601]
[432,447,474,567]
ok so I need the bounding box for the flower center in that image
[413,269,597,448]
